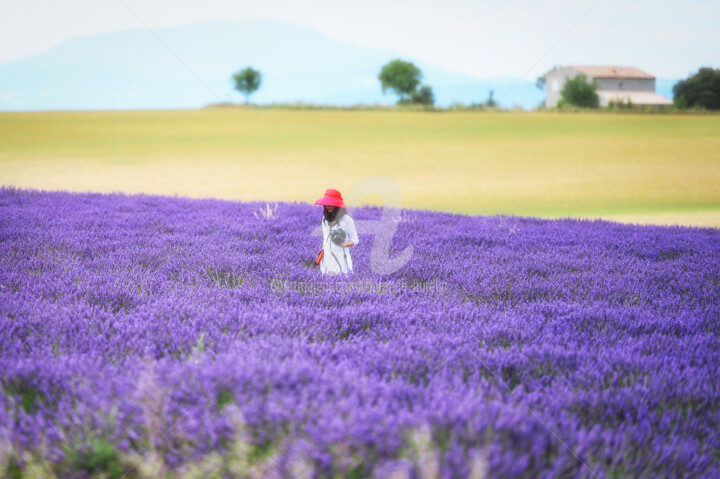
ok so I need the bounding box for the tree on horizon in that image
[673,67,720,110]
[378,59,423,104]
[232,67,262,104]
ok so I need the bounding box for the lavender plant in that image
[1,186,719,478]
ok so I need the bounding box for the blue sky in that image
[1,0,718,81]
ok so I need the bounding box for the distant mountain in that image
[0,19,552,111]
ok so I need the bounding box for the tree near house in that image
[232,67,262,104]
[559,74,599,108]
[673,67,720,110]
[378,59,423,104]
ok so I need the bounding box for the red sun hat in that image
[314,188,346,209]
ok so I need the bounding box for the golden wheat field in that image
[1,108,719,227]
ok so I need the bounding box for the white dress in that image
[320,214,359,275]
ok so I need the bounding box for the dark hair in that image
[323,206,346,225]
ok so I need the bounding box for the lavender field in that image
[1,186,719,478]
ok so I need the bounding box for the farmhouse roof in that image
[570,66,654,79]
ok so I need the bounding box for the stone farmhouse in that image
[544,65,673,108]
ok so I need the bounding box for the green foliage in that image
[216,386,234,410]
[378,59,423,102]
[20,386,38,413]
[378,60,434,106]
[63,439,125,479]
[409,85,435,106]
[673,67,720,110]
[344,464,366,479]
[559,74,599,108]
[608,97,635,110]
[232,67,262,104]
[6,379,44,413]
[247,438,275,464]
[6,457,23,479]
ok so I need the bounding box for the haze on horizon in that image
[1,0,718,82]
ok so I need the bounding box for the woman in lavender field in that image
[315,188,359,275]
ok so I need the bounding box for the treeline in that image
[230,59,498,109]
[230,63,720,111]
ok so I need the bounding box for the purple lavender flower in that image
[1,186,719,478]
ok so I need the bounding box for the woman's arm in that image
[342,216,359,247]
